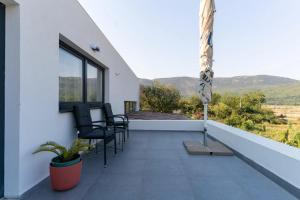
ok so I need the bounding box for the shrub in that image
[141,82,181,113]
[280,130,289,143]
[242,120,255,131]
[211,102,232,119]
[179,95,203,116]
[209,91,284,132]
[292,133,300,148]
[211,93,221,105]
[191,112,203,120]
[224,113,242,127]
[262,125,266,132]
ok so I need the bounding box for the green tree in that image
[179,95,203,117]
[211,102,232,120]
[140,85,150,111]
[209,91,283,131]
[211,93,222,105]
[189,96,204,119]
[140,82,181,113]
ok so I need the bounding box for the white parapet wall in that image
[129,120,204,132]
[207,120,300,190]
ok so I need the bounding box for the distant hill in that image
[139,75,300,105]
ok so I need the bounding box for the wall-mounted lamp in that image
[90,44,100,52]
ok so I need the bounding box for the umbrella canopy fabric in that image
[199,0,216,103]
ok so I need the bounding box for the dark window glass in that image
[59,48,83,102]
[124,101,137,114]
[87,63,103,102]
[59,42,105,112]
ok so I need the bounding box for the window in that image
[87,63,103,102]
[59,42,104,112]
[124,101,137,114]
[59,48,83,103]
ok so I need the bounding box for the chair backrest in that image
[73,104,93,135]
[103,103,114,125]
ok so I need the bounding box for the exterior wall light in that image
[90,44,100,52]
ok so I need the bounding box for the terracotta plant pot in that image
[49,155,82,191]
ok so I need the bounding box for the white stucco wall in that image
[2,0,139,197]
[4,2,20,198]
[207,120,300,190]
[129,120,204,131]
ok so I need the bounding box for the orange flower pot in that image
[49,159,82,191]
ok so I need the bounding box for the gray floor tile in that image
[83,184,142,200]
[144,159,185,176]
[238,174,298,200]
[102,159,146,175]
[21,131,298,200]
[146,149,181,160]
[142,175,195,200]
[190,177,251,200]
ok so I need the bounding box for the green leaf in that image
[32,146,60,156]
[33,139,91,162]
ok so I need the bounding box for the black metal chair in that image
[73,104,116,167]
[103,103,129,143]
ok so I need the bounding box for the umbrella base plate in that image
[183,139,233,156]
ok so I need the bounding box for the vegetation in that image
[140,82,181,113]
[178,96,203,119]
[140,75,300,105]
[140,83,300,148]
[209,92,288,130]
[33,139,90,163]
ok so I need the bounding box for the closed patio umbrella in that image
[199,0,215,146]
[184,0,232,155]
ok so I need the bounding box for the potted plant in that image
[33,139,90,191]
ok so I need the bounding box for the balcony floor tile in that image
[21,131,298,200]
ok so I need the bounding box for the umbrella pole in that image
[203,103,208,146]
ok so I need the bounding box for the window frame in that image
[124,101,137,114]
[59,41,105,112]
[86,60,105,108]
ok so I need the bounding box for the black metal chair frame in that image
[102,103,129,146]
[73,104,116,167]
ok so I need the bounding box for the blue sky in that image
[78,0,300,80]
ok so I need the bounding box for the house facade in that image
[0,0,139,198]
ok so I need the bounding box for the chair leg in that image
[123,130,126,143]
[121,132,124,152]
[127,128,129,139]
[95,140,98,154]
[88,139,91,150]
[104,139,107,167]
[114,134,117,155]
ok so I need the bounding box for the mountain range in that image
[139,75,300,105]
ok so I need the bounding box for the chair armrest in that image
[92,120,106,124]
[93,124,106,129]
[113,116,125,123]
[114,114,129,121]
[76,124,106,129]
[93,120,106,123]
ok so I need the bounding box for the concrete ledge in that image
[129,120,204,131]
[207,120,300,192]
